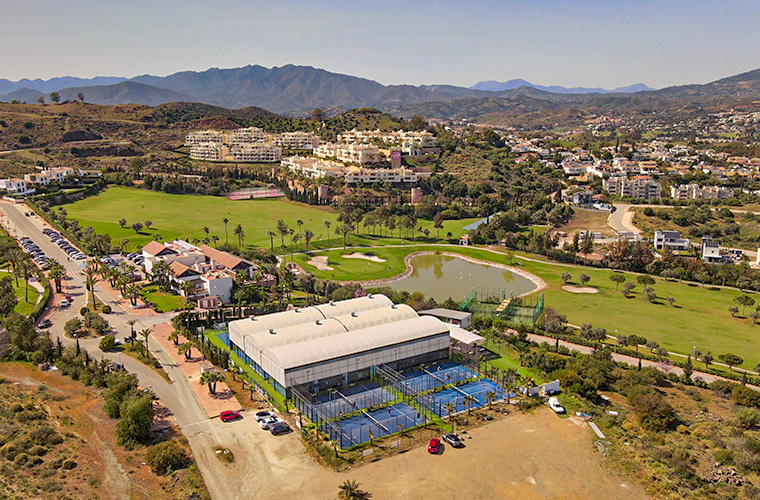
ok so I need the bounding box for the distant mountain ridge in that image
[470,79,654,94]
[1,64,760,120]
[0,76,126,95]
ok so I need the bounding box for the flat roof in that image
[267,316,449,371]
[419,308,472,321]
[448,325,485,346]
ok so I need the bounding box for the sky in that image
[1,0,759,89]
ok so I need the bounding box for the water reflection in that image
[387,254,536,302]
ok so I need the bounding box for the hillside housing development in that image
[186,127,320,162]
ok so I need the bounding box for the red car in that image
[219,410,241,422]
[428,438,442,454]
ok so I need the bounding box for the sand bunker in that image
[307,256,333,271]
[342,252,386,263]
[562,285,598,294]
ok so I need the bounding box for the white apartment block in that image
[314,143,383,164]
[337,129,436,149]
[185,130,225,146]
[345,167,418,184]
[228,144,281,162]
[281,156,346,179]
[189,142,224,161]
[670,184,735,201]
[603,177,662,200]
[227,127,267,146]
[274,131,320,151]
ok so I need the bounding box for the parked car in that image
[38,319,52,329]
[442,433,464,448]
[254,410,275,422]
[269,422,291,435]
[549,397,566,414]
[60,298,71,308]
[219,410,241,422]
[258,416,280,430]
[427,438,442,454]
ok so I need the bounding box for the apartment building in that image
[228,144,281,162]
[603,176,662,200]
[189,142,224,161]
[227,127,267,145]
[281,156,346,179]
[185,130,225,146]
[314,143,383,164]
[338,129,437,148]
[273,131,320,151]
[23,167,76,186]
[670,184,735,201]
[345,167,418,184]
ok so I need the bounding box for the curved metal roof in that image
[313,294,392,318]
[253,318,348,351]
[268,316,449,370]
[332,304,418,331]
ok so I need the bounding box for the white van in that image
[548,397,566,414]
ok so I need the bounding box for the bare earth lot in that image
[195,408,646,500]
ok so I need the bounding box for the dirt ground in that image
[191,407,648,500]
[0,362,207,500]
[559,208,617,238]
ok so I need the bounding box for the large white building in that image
[274,131,320,151]
[604,176,662,200]
[185,130,225,146]
[670,184,735,201]
[281,156,346,179]
[344,166,418,184]
[228,295,451,396]
[314,143,383,164]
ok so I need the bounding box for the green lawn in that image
[63,187,478,254]
[482,338,544,383]
[140,285,188,313]
[0,271,39,316]
[292,245,760,369]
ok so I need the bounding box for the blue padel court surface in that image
[418,379,511,415]
[313,383,395,420]
[328,402,424,447]
[401,362,477,394]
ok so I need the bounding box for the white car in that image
[548,397,566,414]
[258,416,281,430]
[60,298,72,308]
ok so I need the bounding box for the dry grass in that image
[558,208,616,237]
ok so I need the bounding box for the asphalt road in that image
[0,201,241,499]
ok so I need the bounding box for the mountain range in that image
[469,79,653,94]
[1,64,759,121]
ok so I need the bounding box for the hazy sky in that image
[2,0,759,89]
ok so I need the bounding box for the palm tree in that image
[463,394,477,414]
[276,219,289,246]
[200,370,226,394]
[180,280,194,299]
[324,221,331,241]
[504,382,516,404]
[125,283,141,307]
[211,235,219,248]
[5,247,24,286]
[233,224,244,248]
[444,402,457,430]
[519,375,535,395]
[178,340,195,360]
[168,329,180,345]
[47,260,66,293]
[222,218,229,243]
[267,231,276,252]
[486,390,497,409]
[337,479,370,500]
[304,230,314,252]
[139,328,152,358]
[126,319,137,346]
[296,219,303,236]
[18,258,33,303]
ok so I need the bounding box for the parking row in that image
[41,228,86,261]
[19,236,52,269]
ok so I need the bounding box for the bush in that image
[736,408,760,429]
[29,445,48,456]
[144,441,190,475]
[62,459,77,470]
[99,334,116,352]
[733,384,760,408]
[628,387,679,432]
[101,305,112,314]
[80,307,88,316]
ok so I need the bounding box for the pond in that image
[385,254,537,302]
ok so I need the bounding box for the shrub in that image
[145,441,190,475]
[62,459,77,470]
[101,305,112,314]
[80,307,88,316]
[29,445,48,456]
[733,384,760,408]
[13,452,29,466]
[736,408,760,429]
[628,387,679,432]
[99,334,116,352]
